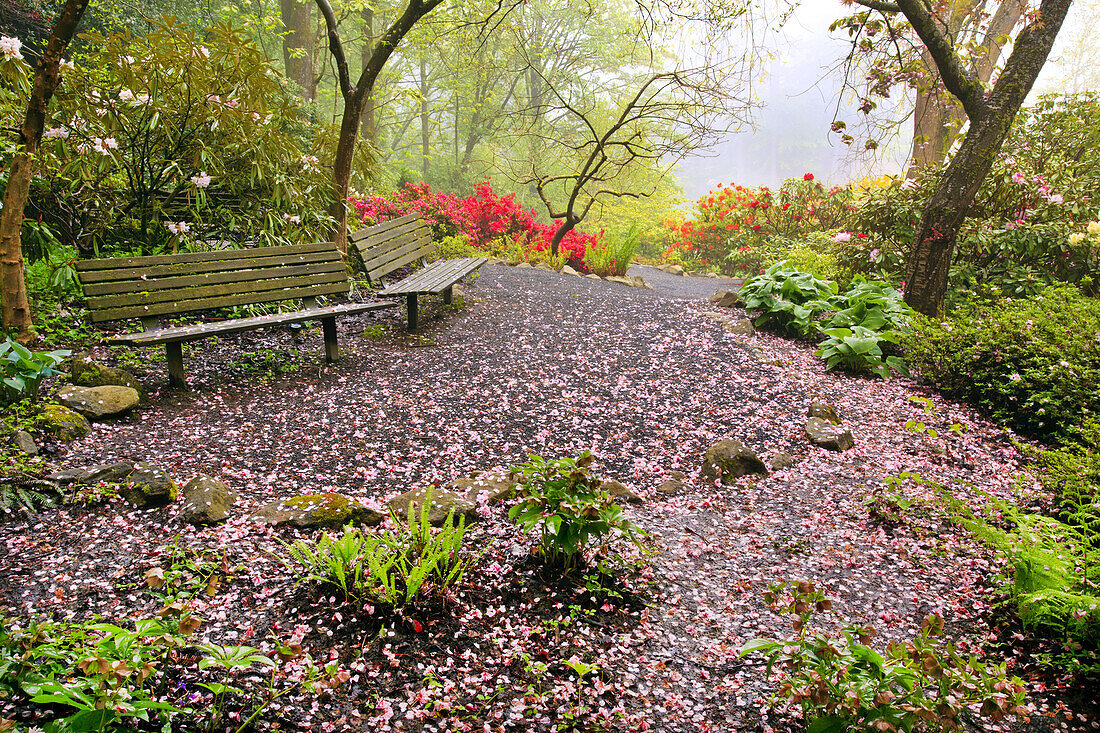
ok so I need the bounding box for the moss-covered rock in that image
[252,493,382,529]
[118,463,178,508]
[35,404,92,443]
[387,486,477,527]
[71,354,146,401]
[179,475,236,524]
[700,439,768,483]
[58,385,140,419]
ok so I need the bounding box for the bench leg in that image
[321,317,338,362]
[443,286,453,305]
[165,342,186,389]
[406,293,418,331]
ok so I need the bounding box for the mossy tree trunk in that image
[0,0,89,342]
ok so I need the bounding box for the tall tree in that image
[0,0,89,341]
[315,0,445,251]
[848,0,1074,316]
[280,0,316,101]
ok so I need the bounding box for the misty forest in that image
[1,0,1099,731]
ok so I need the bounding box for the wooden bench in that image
[75,242,398,388]
[349,213,486,330]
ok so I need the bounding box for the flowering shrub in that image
[903,285,1100,441]
[352,182,599,266]
[846,94,1100,294]
[27,19,337,255]
[664,174,854,275]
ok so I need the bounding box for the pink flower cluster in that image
[350,182,598,263]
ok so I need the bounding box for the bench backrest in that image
[75,242,350,324]
[349,213,438,282]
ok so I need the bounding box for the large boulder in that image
[709,290,738,308]
[805,417,855,451]
[452,469,520,505]
[254,493,382,529]
[70,354,145,400]
[179,476,237,524]
[35,404,91,442]
[58,385,140,419]
[0,422,37,455]
[723,318,755,336]
[700,439,769,483]
[387,486,477,527]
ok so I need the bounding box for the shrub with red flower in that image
[350,182,599,265]
[662,175,854,274]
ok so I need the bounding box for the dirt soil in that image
[0,263,1094,732]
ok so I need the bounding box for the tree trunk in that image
[360,7,376,144]
[279,0,315,101]
[0,0,89,342]
[904,0,1074,316]
[548,216,579,257]
[420,57,430,181]
[316,0,443,251]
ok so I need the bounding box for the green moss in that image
[35,404,91,442]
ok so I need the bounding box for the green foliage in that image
[815,326,908,379]
[946,486,1100,677]
[739,266,913,377]
[36,18,342,255]
[430,234,480,262]
[0,615,195,732]
[738,263,839,338]
[0,338,70,404]
[508,451,643,571]
[903,285,1100,441]
[284,493,473,607]
[739,581,1028,733]
[584,223,642,277]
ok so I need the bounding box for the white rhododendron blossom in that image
[92,137,118,155]
[190,171,211,188]
[0,36,23,61]
[43,127,69,139]
[833,231,851,243]
[118,89,135,102]
[166,221,191,234]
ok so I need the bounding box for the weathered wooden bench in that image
[75,242,398,388]
[349,213,486,330]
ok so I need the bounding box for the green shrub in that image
[816,326,909,379]
[431,234,479,262]
[284,492,473,607]
[584,224,641,277]
[902,285,1100,441]
[740,580,1029,733]
[509,451,643,571]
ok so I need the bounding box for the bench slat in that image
[74,241,336,271]
[354,218,427,250]
[105,301,399,345]
[78,250,341,285]
[367,240,439,282]
[362,235,434,276]
[358,228,432,264]
[88,271,349,311]
[82,261,346,297]
[90,282,351,322]
[381,257,485,295]
[349,212,420,241]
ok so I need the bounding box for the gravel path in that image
[0,264,1079,732]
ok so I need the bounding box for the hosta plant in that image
[737,263,839,337]
[815,326,909,379]
[1,338,69,403]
